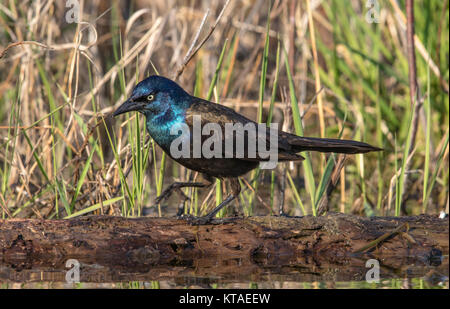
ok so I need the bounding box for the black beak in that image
[113,99,143,117]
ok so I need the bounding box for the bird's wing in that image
[185,98,304,162]
[185,98,379,160]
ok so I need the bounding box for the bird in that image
[113,75,381,224]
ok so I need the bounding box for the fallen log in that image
[0,213,448,284]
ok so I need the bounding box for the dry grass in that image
[0,0,448,219]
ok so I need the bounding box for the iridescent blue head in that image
[113,75,191,118]
[113,75,192,146]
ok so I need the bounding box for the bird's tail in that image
[287,136,382,154]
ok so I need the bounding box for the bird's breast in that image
[145,112,187,150]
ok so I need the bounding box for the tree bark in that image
[0,213,448,284]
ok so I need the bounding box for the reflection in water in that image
[0,255,448,289]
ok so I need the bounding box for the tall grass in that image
[0,0,447,221]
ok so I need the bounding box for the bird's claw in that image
[279,212,294,218]
[178,214,213,225]
[177,214,220,225]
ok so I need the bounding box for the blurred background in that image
[0,0,448,221]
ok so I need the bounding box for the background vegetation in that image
[0,0,448,221]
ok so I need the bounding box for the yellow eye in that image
[147,94,154,101]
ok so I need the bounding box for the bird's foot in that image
[177,214,228,225]
[278,212,301,218]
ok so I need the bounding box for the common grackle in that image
[113,75,381,224]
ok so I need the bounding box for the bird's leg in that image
[184,178,241,225]
[202,195,236,219]
[155,182,208,205]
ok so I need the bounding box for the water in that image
[1,255,448,289]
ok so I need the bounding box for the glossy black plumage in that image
[113,75,381,223]
[177,97,381,177]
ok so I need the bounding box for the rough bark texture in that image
[0,213,448,284]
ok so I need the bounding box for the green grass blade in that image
[267,40,280,126]
[423,130,449,209]
[286,170,306,215]
[314,154,336,205]
[314,113,347,208]
[422,58,431,212]
[396,103,415,216]
[64,196,124,219]
[55,177,71,216]
[206,39,228,101]
[70,142,98,210]
[258,7,270,123]
[284,46,316,215]
[22,130,51,184]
